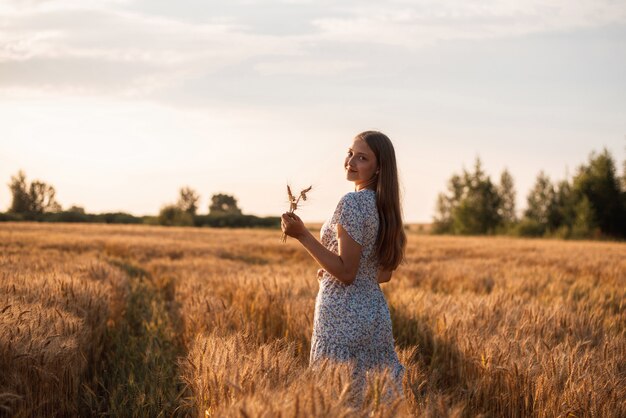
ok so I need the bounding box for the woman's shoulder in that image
[339,191,359,202]
[336,189,376,213]
[338,191,363,209]
[339,189,375,201]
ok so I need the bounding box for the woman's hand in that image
[317,268,325,281]
[281,212,307,241]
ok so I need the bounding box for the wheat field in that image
[0,222,624,417]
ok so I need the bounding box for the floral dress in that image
[310,188,405,398]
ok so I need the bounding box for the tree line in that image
[2,146,624,239]
[156,187,278,228]
[433,147,626,240]
[0,171,279,228]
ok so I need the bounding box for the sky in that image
[0,0,625,223]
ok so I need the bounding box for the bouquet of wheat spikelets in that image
[281,184,312,243]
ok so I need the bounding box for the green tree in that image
[8,170,61,215]
[8,170,30,213]
[209,193,242,215]
[177,186,200,215]
[67,205,86,214]
[551,179,577,238]
[498,168,517,225]
[458,158,503,234]
[453,180,502,235]
[432,174,463,233]
[523,171,556,234]
[158,204,193,226]
[433,157,503,235]
[622,158,626,225]
[571,148,625,238]
[622,158,626,190]
[571,196,597,238]
[433,193,453,233]
[29,181,61,213]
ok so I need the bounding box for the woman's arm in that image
[282,213,361,285]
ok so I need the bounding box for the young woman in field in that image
[281,130,406,401]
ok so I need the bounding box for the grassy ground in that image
[1,222,624,417]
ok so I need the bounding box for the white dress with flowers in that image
[310,188,404,396]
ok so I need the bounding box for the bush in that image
[194,214,280,229]
[142,216,159,226]
[0,212,23,222]
[551,225,572,239]
[0,211,144,224]
[513,218,545,237]
[158,205,194,227]
[44,211,90,223]
[94,213,143,224]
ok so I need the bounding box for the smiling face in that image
[344,137,378,190]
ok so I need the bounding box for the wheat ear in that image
[281,184,312,243]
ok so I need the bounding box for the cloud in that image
[1,0,132,11]
[0,4,301,94]
[311,0,626,48]
[253,58,364,76]
[0,0,624,97]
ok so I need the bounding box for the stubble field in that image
[1,222,625,417]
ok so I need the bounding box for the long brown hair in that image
[357,131,406,271]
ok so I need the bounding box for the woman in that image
[281,130,406,402]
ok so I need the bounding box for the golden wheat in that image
[1,222,624,417]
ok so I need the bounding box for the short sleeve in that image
[336,193,364,246]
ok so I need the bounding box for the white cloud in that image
[0,29,63,61]
[0,5,302,94]
[312,0,626,47]
[0,0,133,12]
[254,58,364,76]
[0,0,624,95]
